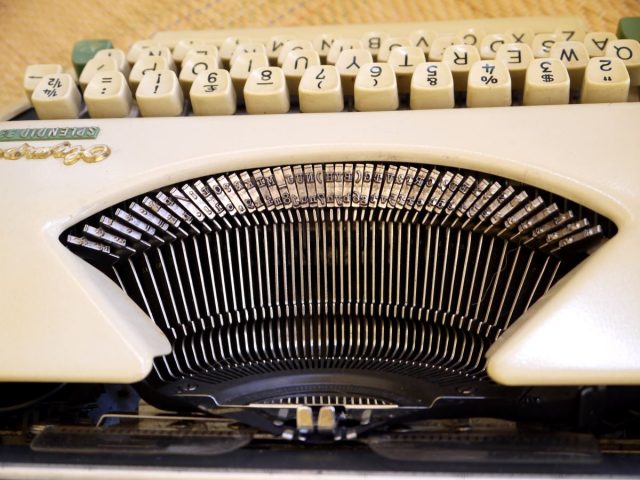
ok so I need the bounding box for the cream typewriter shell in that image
[1,103,639,385]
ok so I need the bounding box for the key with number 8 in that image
[244,67,290,114]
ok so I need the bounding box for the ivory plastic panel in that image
[0,104,639,384]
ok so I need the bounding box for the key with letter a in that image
[190,69,237,115]
[84,71,132,118]
[410,62,454,109]
[466,60,511,107]
[606,39,640,86]
[354,63,399,111]
[136,70,184,117]
[298,65,344,113]
[581,57,630,103]
[244,67,290,114]
[584,32,617,57]
[32,74,82,119]
[523,58,570,105]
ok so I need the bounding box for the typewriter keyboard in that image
[21,16,640,119]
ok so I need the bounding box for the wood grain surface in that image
[1,0,637,115]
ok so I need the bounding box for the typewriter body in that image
[1,16,640,479]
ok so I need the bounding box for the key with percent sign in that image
[467,60,512,107]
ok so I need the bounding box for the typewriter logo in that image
[0,141,111,166]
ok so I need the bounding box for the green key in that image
[617,17,640,42]
[72,39,113,76]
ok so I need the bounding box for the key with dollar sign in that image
[523,58,570,105]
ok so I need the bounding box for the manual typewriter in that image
[1,15,640,479]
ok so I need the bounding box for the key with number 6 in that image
[354,63,399,111]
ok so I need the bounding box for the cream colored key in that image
[466,60,511,107]
[581,57,630,104]
[277,40,313,66]
[298,65,344,113]
[428,35,463,61]
[504,28,534,45]
[335,48,373,95]
[554,26,586,42]
[496,43,534,90]
[184,46,220,66]
[266,35,296,63]
[220,37,242,65]
[377,37,409,62]
[172,39,218,64]
[606,39,640,86]
[94,49,130,77]
[410,61,454,109]
[327,38,364,64]
[312,33,336,61]
[129,56,169,91]
[479,33,507,60]
[584,32,617,57]
[388,46,426,93]
[179,55,220,94]
[126,40,162,64]
[456,27,486,47]
[244,67,290,114]
[84,71,132,118]
[229,52,270,97]
[354,63,399,112]
[190,69,237,115]
[282,48,320,94]
[230,42,265,65]
[136,70,184,117]
[24,64,63,98]
[31,74,82,119]
[549,41,589,90]
[409,30,437,56]
[361,31,390,58]
[523,58,570,105]
[141,46,176,72]
[79,57,118,90]
[532,33,558,58]
[443,44,480,91]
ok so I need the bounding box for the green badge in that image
[0,127,101,142]
[617,17,640,42]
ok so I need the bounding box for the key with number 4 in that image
[466,60,511,107]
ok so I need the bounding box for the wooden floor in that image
[1,0,637,115]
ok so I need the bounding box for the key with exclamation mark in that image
[84,71,132,118]
[136,69,184,116]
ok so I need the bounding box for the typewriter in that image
[1,15,640,479]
